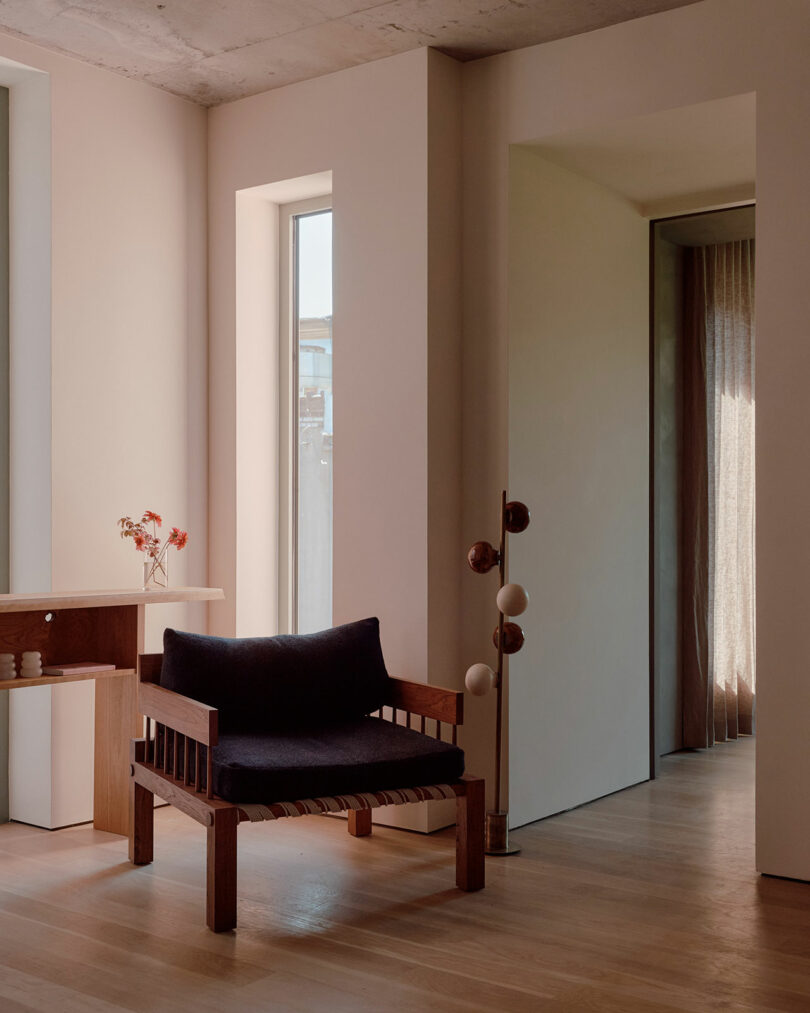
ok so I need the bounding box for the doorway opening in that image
[506,93,755,830]
[651,204,756,775]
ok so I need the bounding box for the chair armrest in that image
[138,681,218,746]
[384,677,463,725]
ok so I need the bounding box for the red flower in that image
[169,527,188,550]
[119,511,188,565]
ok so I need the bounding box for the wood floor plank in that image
[0,738,807,1011]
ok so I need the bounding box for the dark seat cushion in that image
[211,717,465,803]
[161,618,389,733]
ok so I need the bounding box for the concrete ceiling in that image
[531,93,756,217]
[0,0,702,106]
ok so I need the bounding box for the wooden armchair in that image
[129,621,485,932]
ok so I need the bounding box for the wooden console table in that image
[0,587,223,836]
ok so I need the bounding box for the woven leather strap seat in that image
[237,783,457,822]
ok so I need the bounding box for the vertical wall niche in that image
[232,171,332,640]
[0,86,9,822]
[2,55,52,828]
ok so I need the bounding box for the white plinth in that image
[9,682,95,829]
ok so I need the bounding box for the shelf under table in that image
[0,587,222,837]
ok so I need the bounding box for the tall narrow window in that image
[280,201,333,633]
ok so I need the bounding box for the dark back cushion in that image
[161,618,389,733]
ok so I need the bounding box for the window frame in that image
[277,195,333,634]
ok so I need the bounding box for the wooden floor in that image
[0,737,808,1011]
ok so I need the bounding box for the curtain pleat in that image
[682,239,755,746]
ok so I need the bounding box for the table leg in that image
[94,672,141,835]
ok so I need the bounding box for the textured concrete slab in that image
[0,0,702,106]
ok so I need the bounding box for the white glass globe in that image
[465,662,495,696]
[496,582,529,617]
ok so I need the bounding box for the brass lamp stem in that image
[494,489,506,815]
[486,489,520,854]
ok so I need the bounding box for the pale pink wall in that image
[209,49,431,672]
[427,51,463,689]
[460,0,810,878]
[0,31,208,827]
[0,32,209,643]
[46,45,209,645]
[208,50,465,830]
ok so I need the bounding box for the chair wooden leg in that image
[456,775,485,891]
[348,808,372,837]
[207,808,238,932]
[129,739,153,866]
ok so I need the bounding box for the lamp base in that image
[485,810,521,855]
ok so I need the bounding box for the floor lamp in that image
[464,490,530,855]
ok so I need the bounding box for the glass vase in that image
[143,552,168,591]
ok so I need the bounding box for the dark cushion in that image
[211,717,465,803]
[161,618,389,733]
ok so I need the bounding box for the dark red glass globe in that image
[492,622,525,654]
[467,541,500,574]
[504,501,530,533]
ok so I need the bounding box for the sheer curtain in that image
[683,239,755,746]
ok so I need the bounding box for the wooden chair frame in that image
[129,654,485,931]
